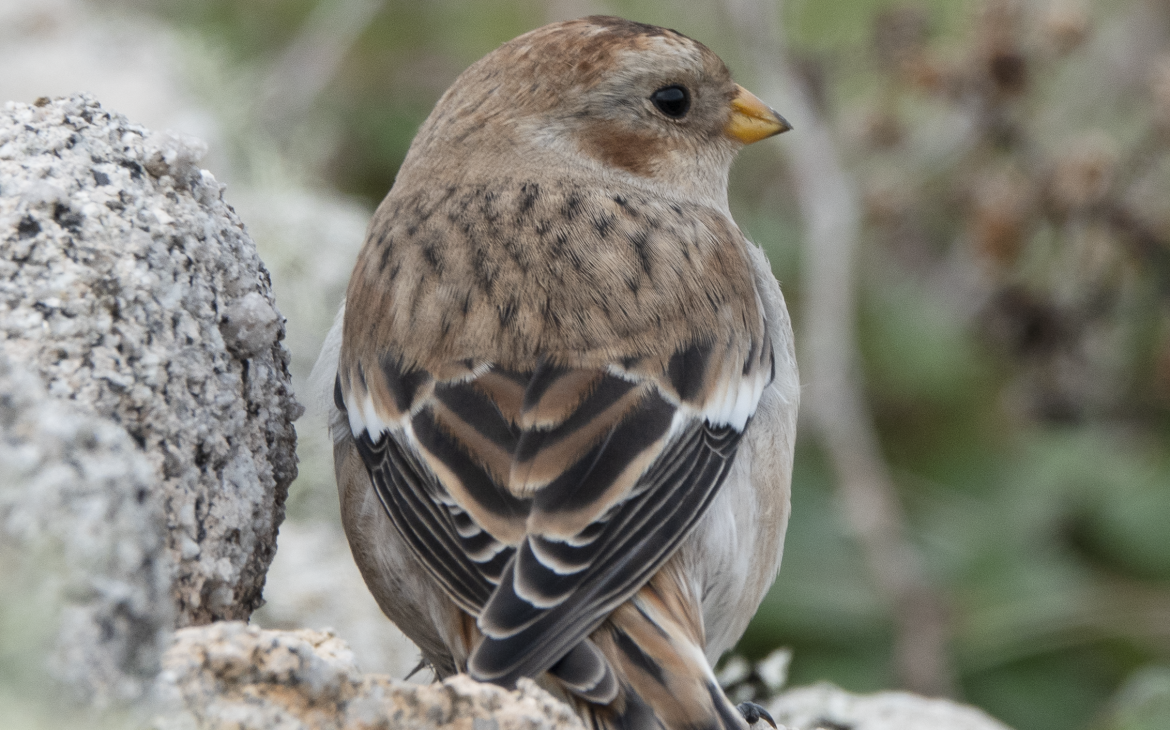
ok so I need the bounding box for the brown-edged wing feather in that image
[341,347,751,692]
[468,393,741,687]
[580,560,751,730]
[340,373,525,616]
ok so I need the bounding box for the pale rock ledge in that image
[153,622,586,730]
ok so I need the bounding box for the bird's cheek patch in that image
[578,122,665,177]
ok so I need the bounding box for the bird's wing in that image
[338,332,774,689]
[337,359,529,616]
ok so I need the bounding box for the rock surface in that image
[154,623,586,730]
[155,623,1018,730]
[0,353,171,705]
[0,94,302,628]
[251,520,425,680]
[768,682,1013,730]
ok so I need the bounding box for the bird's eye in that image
[650,85,690,118]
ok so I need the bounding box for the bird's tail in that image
[568,564,749,730]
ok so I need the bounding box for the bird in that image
[316,15,799,730]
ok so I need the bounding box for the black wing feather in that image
[469,420,741,685]
[355,426,504,613]
[343,356,746,690]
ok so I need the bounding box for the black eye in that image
[650,85,690,118]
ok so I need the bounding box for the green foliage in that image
[1100,665,1170,730]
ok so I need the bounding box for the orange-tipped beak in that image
[725,84,792,144]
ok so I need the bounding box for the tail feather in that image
[567,564,748,730]
[455,558,746,729]
[549,639,619,703]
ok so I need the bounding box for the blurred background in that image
[3,0,1170,729]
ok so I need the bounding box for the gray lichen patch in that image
[0,94,303,627]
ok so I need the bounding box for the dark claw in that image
[737,701,777,728]
[403,658,429,681]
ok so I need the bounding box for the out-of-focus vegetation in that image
[113,1,1170,729]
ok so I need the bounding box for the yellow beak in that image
[725,84,792,144]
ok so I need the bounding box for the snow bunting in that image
[318,16,798,730]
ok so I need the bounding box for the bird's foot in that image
[737,701,777,728]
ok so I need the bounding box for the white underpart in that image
[733,371,767,427]
[692,240,800,664]
[347,393,392,439]
[344,394,365,437]
[702,367,767,431]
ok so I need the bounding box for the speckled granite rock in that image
[154,623,585,730]
[0,354,171,705]
[251,520,426,681]
[768,682,1013,730]
[152,621,1018,730]
[0,94,302,627]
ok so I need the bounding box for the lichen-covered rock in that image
[768,682,1014,730]
[0,94,303,626]
[252,520,425,680]
[0,353,171,705]
[153,621,1018,730]
[154,623,586,730]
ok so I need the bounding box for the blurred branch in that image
[260,0,386,134]
[721,0,956,697]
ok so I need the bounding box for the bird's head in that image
[395,16,790,212]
